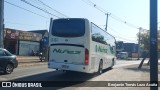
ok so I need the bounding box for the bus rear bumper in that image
[48,62,93,73]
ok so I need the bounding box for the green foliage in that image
[137,32,149,50]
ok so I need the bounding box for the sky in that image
[4,0,159,43]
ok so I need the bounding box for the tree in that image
[138,30,160,68]
[137,31,149,50]
[137,30,150,68]
[138,30,160,51]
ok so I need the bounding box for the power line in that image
[109,15,139,29]
[81,0,94,6]
[99,24,137,38]
[82,0,106,14]
[25,0,53,17]
[29,0,69,18]
[28,0,57,18]
[29,0,44,6]
[21,0,60,18]
[98,25,137,42]
[21,0,59,18]
[37,0,69,18]
[107,26,137,38]
[107,27,137,42]
[5,1,49,19]
[114,35,137,42]
[81,0,140,29]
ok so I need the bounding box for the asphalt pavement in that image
[1,56,160,90]
[1,63,159,90]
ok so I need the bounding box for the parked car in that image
[117,52,128,59]
[0,48,18,74]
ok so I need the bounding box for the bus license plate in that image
[61,65,69,68]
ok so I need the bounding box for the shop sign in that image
[19,31,42,41]
[5,29,19,39]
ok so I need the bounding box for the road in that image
[0,59,151,90]
[0,59,146,81]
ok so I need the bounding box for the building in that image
[116,41,124,53]
[116,41,142,58]
[4,28,42,56]
[28,30,49,60]
[28,30,49,51]
[123,43,138,58]
[28,30,48,47]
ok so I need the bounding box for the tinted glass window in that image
[0,50,12,56]
[0,50,4,56]
[52,19,85,37]
[92,23,115,46]
[91,23,116,54]
[4,50,13,56]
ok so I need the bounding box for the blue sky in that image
[4,0,158,43]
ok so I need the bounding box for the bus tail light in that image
[85,48,89,65]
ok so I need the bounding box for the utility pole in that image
[137,27,142,60]
[0,0,4,48]
[150,0,158,90]
[105,13,111,31]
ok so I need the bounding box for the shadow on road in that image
[0,71,6,75]
[124,64,160,74]
[1,67,113,90]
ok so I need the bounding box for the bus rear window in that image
[52,19,85,37]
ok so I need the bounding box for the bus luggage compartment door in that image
[50,45,85,65]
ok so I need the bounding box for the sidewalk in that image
[17,56,39,59]
[14,56,160,90]
[74,64,160,90]
[16,56,47,67]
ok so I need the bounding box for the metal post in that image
[150,0,158,90]
[0,0,4,48]
[105,13,110,31]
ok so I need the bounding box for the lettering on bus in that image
[95,45,107,53]
[53,49,81,54]
[51,38,58,42]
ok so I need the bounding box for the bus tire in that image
[110,59,114,69]
[98,60,103,74]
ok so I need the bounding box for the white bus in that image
[48,18,116,74]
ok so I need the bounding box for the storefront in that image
[4,28,42,56]
[4,28,19,54]
[18,31,42,55]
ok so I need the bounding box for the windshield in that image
[52,19,85,37]
[5,50,13,56]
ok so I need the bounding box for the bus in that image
[48,18,116,74]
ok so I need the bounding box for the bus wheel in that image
[111,60,114,69]
[98,60,103,74]
[112,60,115,66]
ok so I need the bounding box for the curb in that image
[18,62,48,67]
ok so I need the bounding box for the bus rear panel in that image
[48,18,116,74]
[48,18,92,73]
